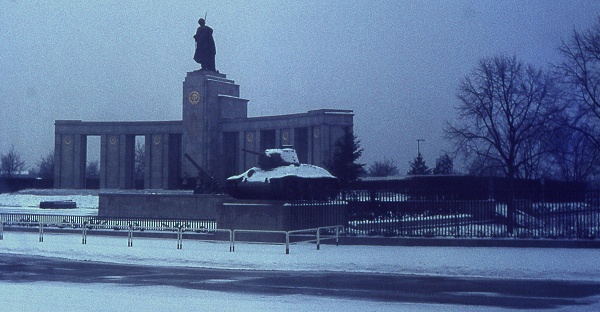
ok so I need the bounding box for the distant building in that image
[54,71,353,189]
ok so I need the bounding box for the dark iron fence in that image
[289,202,347,231]
[293,190,600,239]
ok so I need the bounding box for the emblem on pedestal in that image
[189,91,201,105]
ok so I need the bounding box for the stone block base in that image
[98,191,226,219]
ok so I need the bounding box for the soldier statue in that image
[193,18,216,71]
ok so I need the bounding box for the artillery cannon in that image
[184,153,223,194]
[224,147,340,200]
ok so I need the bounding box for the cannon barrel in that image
[241,148,263,156]
[184,153,222,194]
[184,153,202,172]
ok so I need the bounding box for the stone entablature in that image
[55,120,182,135]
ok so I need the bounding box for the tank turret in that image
[242,147,299,169]
[225,147,340,200]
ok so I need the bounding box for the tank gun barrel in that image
[241,148,263,156]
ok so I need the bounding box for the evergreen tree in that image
[433,153,454,175]
[407,153,431,175]
[326,127,365,187]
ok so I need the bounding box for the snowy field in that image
[0,189,98,216]
[1,190,600,311]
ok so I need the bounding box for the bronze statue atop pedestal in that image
[193,18,216,71]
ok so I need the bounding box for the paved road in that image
[1,254,599,310]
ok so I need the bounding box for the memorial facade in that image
[54,71,353,190]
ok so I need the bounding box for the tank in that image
[224,148,340,200]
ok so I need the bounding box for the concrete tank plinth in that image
[98,191,226,219]
[99,192,346,234]
[217,201,293,231]
[217,201,346,232]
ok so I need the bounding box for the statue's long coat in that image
[193,25,216,68]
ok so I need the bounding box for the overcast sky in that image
[2,1,600,174]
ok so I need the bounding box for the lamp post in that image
[416,139,425,156]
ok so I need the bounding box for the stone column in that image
[100,135,117,188]
[54,133,86,188]
[99,134,134,189]
[119,135,135,189]
[145,134,166,189]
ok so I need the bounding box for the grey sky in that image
[1,1,599,174]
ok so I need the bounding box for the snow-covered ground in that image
[2,282,419,312]
[2,230,600,311]
[2,230,600,281]
[0,189,98,216]
[1,190,600,311]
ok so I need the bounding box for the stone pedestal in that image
[216,201,347,231]
[216,201,293,231]
[98,191,226,219]
[182,71,248,182]
[216,200,347,242]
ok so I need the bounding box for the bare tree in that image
[86,160,99,179]
[556,17,600,150]
[445,55,559,179]
[368,158,399,177]
[1,145,26,178]
[134,142,145,181]
[546,125,600,182]
[36,151,55,180]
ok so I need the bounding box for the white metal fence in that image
[0,213,342,254]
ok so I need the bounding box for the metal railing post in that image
[336,226,340,246]
[177,226,183,249]
[229,230,234,252]
[316,227,320,250]
[231,230,236,252]
[285,232,290,255]
[82,221,87,244]
[39,221,44,242]
[0,215,3,240]
[127,224,133,247]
